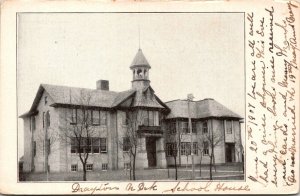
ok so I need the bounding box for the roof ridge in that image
[41,83,119,93]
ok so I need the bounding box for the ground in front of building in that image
[20,163,244,181]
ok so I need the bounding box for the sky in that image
[17,13,245,157]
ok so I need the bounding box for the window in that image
[31,116,36,131]
[44,96,48,105]
[166,143,177,156]
[203,141,209,155]
[192,122,197,133]
[169,122,176,134]
[92,138,100,153]
[71,164,77,172]
[181,122,189,133]
[33,141,36,157]
[193,142,198,155]
[124,163,131,170]
[100,111,107,125]
[45,111,50,128]
[142,110,149,125]
[43,112,45,128]
[203,121,208,134]
[102,163,108,171]
[77,109,84,124]
[148,111,154,126]
[71,137,107,154]
[123,137,130,152]
[180,142,191,156]
[100,138,107,153]
[122,112,129,125]
[86,164,93,171]
[142,110,155,126]
[92,110,100,125]
[85,110,92,125]
[71,138,77,153]
[71,109,77,124]
[83,138,91,153]
[226,120,233,134]
[46,139,51,155]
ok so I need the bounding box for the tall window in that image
[92,110,100,125]
[91,138,99,153]
[226,120,233,134]
[71,109,77,124]
[100,138,107,153]
[43,112,45,128]
[71,138,76,153]
[203,121,208,134]
[45,111,50,128]
[193,142,198,155]
[100,111,107,125]
[180,142,191,155]
[166,143,177,156]
[44,96,48,105]
[203,141,209,155]
[192,122,197,133]
[123,137,130,152]
[31,116,36,131]
[83,138,91,153]
[46,139,51,155]
[169,122,176,134]
[148,111,154,126]
[181,121,189,133]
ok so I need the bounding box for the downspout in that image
[116,111,118,170]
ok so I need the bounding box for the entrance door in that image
[146,137,157,167]
[225,143,235,163]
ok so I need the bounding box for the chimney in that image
[96,80,109,90]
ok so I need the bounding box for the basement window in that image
[71,164,77,172]
[102,163,108,171]
[86,164,93,171]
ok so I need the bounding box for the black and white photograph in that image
[17,12,245,182]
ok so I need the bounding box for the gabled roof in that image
[165,98,242,119]
[19,84,169,118]
[111,89,136,107]
[130,49,151,69]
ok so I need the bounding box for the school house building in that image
[20,48,243,173]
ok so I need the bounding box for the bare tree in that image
[59,90,98,181]
[205,121,224,180]
[119,109,143,181]
[165,125,185,180]
[196,134,205,177]
[235,143,244,173]
[35,112,59,181]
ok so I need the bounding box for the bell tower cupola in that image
[130,49,151,90]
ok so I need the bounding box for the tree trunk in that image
[209,156,213,180]
[199,154,202,177]
[132,155,136,181]
[213,154,216,172]
[83,163,87,181]
[174,156,178,180]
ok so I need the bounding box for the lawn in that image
[21,164,244,181]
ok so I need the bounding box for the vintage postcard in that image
[0,0,299,194]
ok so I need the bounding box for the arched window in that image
[137,69,143,78]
